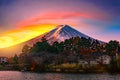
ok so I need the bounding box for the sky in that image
[0,0,120,48]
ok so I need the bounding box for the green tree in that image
[106,40,119,61]
[106,40,119,72]
[13,54,19,64]
[22,45,30,54]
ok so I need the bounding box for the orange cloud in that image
[16,11,109,27]
[0,24,56,48]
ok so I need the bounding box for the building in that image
[96,55,111,64]
[0,57,8,64]
[78,59,88,64]
[92,53,111,65]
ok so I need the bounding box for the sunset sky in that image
[0,0,120,48]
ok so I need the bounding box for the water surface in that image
[0,71,119,80]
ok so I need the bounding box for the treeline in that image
[10,37,120,73]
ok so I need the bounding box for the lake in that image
[0,71,120,80]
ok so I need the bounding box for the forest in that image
[3,37,120,73]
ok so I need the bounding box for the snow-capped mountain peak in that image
[26,25,104,46]
[43,25,99,44]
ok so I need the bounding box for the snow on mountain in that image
[27,25,104,46]
[44,25,89,43]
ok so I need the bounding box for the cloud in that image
[16,11,109,27]
[0,24,56,48]
[0,0,111,29]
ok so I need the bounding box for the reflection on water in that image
[0,71,120,80]
[44,73,64,80]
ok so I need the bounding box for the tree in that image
[30,41,50,53]
[13,54,19,64]
[22,45,30,54]
[106,40,119,72]
[106,40,119,61]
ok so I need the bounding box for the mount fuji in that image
[27,25,104,45]
[0,25,105,57]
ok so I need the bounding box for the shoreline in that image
[0,70,118,75]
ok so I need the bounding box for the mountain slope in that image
[0,25,105,57]
[26,25,104,45]
[44,25,92,43]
